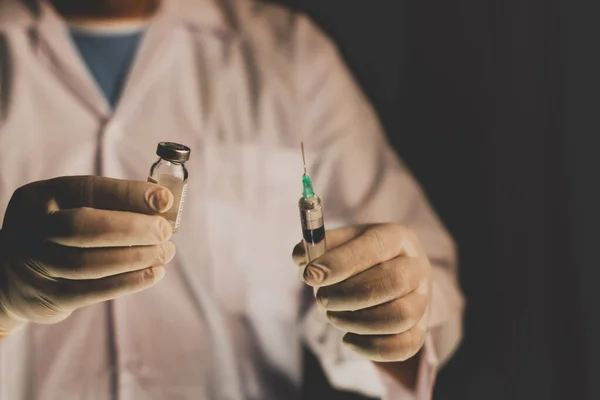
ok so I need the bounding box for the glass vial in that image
[148,142,191,233]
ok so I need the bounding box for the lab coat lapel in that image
[35,2,111,119]
[111,18,180,124]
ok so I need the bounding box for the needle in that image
[301,142,307,175]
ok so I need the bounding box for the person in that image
[0,0,464,399]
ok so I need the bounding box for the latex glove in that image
[293,224,432,362]
[0,176,176,335]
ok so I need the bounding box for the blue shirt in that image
[69,26,145,108]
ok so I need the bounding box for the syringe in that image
[298,143,327,264]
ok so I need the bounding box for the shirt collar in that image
[0,0,231,32]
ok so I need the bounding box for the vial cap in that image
[157,142,191,163]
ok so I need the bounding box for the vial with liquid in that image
[148,142,191,233]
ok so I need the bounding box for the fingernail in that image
[158,241,176,265]
[304,264,326,286]
[160,218,174,240]
[292,247,308,268]
[146,266,166,283]
[416,279,428,295]
[402,240,419,258]
[146,187,172,213]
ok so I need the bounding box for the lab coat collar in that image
[0,0,232,32]
[0,0,236,120]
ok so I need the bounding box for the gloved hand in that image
[293,224,432,362]
[0,176,176,335]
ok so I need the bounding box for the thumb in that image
[291,224,373,267]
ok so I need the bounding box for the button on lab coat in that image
[0,0,464,399]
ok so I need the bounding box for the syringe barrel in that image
[299,196,327,263]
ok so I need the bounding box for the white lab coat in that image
[0,0,464,399]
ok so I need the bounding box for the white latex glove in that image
[0,176,176,336]
[293,224,432,363]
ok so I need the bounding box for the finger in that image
[50,266,167,310]
[304,224,421,287]
[316,256,425,311]
[31,241,176,280]
[11,176,173,214]
[43,176,174,214]
[291,226,370,267]
[327,291,428,335]
[5,177,174,233]
[343,324,426,362]
[43,208,172,247]
[292,241,307,267]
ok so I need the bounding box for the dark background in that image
[271,0,598,399]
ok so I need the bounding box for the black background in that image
[270,0,597,399]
